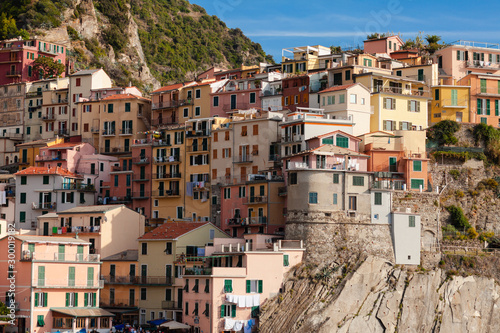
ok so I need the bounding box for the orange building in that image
[458,73,500,127]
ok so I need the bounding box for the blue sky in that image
[190,0,500,62]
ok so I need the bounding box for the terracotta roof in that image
[139,222,213,240]
[16,138,54,147]
[15,166,82,178]
[46,142,82,149]
[318,84,356,93]
[309,130,362,142]
[152,82,195,94]
[101,93,149,101]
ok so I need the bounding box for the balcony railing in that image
[21,251,100,262]
[228,216,267,226]
[58,183,95,191]
[153,155,180,163]
[132,157,149,164]
[32,279,104,288]
[55,129,69,136]
[120,128,133,135]
[100,147,130,154]
[42,114,55,121]
[153,173,181,180]
[19,158,31,165]
[223,103,249,111]
[6,70,21,77]
[184,267,213,276]
[371,86,429,97]
[1,133,23,140]
[152,99,192,110]
[269,154,281,162]
[100,298,139,308]
[233,155,253,163]
[474,87,500,96]
[26,91,43,98]
[131,192,149,199]
[151,117,178,127]
[215,176,247,186]
[186,130,210,138]
[467,60,500,70]
[132,174,150,181]
[137,276,173,285]
[36,154,67,161]
[151,190,180,197]
[372,180,405,190]
[32,202,56,210]
[186,144,209,152]
[102,129,116,136]
[244,196,268,204]
[161,301,181,309]
[152,140,172,147]
[52,98,68,104]
[101,275,140,284]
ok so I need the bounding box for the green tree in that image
[366,33,386,40]
[33,57,65,78]
[330,45,342,54]
[0,13,19,39]
[427,120,460,146]
[425,34,442,54]
[0,301,9,320]
[446,205,471,230]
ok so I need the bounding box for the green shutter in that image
[231,304,236,317]
[413,160,422,172]
[283,254,289,266]
[481,79,486,93]
[374,192,382,205]
[44,293,48,307]
[37,315,44,327]
[38,266,45,286]
[258,280,263,293]
[69,267,75,286]
[477,99,482,114]
[451,89,457,106]
[93,293,96,307]
[487,99,491,115]
[220,305,225,318]
[87,267,94,287]
[496,100,499,116]
[498,81,500,94]
[35,293,39,307]
[66,293,70,307]
[74,293,78,307]
[84,293,88,307]
[246,280,251,293]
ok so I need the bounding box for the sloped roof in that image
[15,235,89,244]
[70,69,100,76]
[46,142,82,149]
[100,93,150,101]
[289,144,369,158]
[139,222,214,240]
[152,81,196,94]
[318,84,356,94]
[57,204,125,215]
[310,130,362,142]
[15,166,82,178]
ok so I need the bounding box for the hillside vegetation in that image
[0,0,273,87]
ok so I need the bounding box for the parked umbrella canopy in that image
[159,321,191,329]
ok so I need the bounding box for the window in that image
[34,292,48,307]
[434,89,440,100]
[339,94,345,103]
[76,78,81,86]
[345,70,351,81]
[241,126,247,136]
[408,100,420,112]
[239,186,246,198]
[289,172,297,185]
[245,280,263,293]
[283,254,289,266]
[204,303,210,317]
[20,193,26,204]
[349,94,357,104]
[221,304,236,318]
[141,288,147,300]
[65,292,78,307]
[333,193,338,205]
[284,96,289,106]
[20,211,26,223]
[141,243,147,255]
[108,104,114,113]
[308,192,318,204]
[336,135,349,148]
[349,196,357,210]
[195,106,201,116]
[410,179,424,189]
[195,89,201,99]
[84,292,96,307]
[333,173,339,184]
[383,97,396,110]
[43,175,49,184]
[374,192,382,205]
[250,92,256,103]
[223,188,231,199]
[413,160,422,172]
[409,216,416,227]
[125,103,131,112]
[224,279,233,293]
[213,96,219,107]
[396,70,402,77]
[383,120,396,131]
[352,176,364,186]
[253,124,259,135]
[37,315,45,327]
[165,242,172,255]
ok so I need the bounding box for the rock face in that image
[259,256,500,333]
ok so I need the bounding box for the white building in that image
[392,211,421,265]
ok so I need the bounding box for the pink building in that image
[363,35,403,56]
[0,235,112,333]
[181,235,304,333]
[0,38,66,85]
[35,142,96,173]
[210,79,262,117]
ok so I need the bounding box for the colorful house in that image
[137,222,229,325]
[281,75,309,112]
[458,73,500,126]
[181,234,305,333]
[363,35,404,56]
[210,78,261,117]
[430,84,470,125]
[281,45,335,73]
[0,235,112,333]
[17,138,64,170]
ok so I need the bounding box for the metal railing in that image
[100,298,139,308]
[371,180,405,190]
[223,103,249,111]
[6,70,21,76]
[184,267,213,276]
[120,128,133,135]
[153,173,181,179]
[21,252,100,262]
[33,279,104,288]
[151,190,180,197]
[371,85,430,97]
[473,87,500,95]
[102,129,116,136]
[42,114,55,121]
[132,174,150,181]
[186,144,209,152]
[153,155,180,163]
[161,301,181,309]
[131,192,150,199]
[137,276,173,285]
[186,130,210,138]
[35,154,67,161]
[32,202,56,210]
[132,157,149,164]
[152,99,192,110]
[101,275,140,284]
[151,117,178,126]
[55,129,69,136]
[233,155,253,163]
[51,98,68,104]
[467,60,500,70]
[245,196,268,204]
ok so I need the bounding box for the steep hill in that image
[0,0,273,91]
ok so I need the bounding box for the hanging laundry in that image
[186,182,194,197]
[224,318,234,330]
[233,321,243,331]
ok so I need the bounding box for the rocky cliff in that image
[260,255,500,333]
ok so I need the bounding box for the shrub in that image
[472,123,500,146]
[427,120,460,146]
[467,227,478,239]
[455,190,464,198]
[449,169,460,180]
[66,26,81,40]
[446,205,471,230]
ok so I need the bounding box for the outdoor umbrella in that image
[159,321,191,329]
[147,318,168,326]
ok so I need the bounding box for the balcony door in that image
[230,95,237,109]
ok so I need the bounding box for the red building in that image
[281,75,310,112]
[0,38,66,85]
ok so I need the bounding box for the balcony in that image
[100,298,139,308]
[91,127,100,133]
[371,85,429,97]
[101,275,140,284]
[227,217,268,226]
[372,180,405,190]
[151,117,178,127]
[153,173,181,180]
[161,301,181,310]
[21,251,100,262]
[215,176,246,186]
[26,91,43,98]
[102,129,116,136]
[41,114,55,121]
[233,155,253,164]
[132,156,150,164]
[28,105,42,112]
[466,60,500,70]
[475,87,500,97]
[223,103,249,112]
[36,154,67,162]
[278,186,287,196]
[151,190,180,198]
[6,70,21,77]
[55,129,69,137]
[153,155,180,164]
[186,144,209,153]
[100,147,131,154]
[406,74,427,83]
[32,202,56,210]
[282,134,303,143]
[152,99,192,110]
[120,128,133,136]
[186,130,210,138]
[441,99,468,107]
[0,133,23,140]
[137,276,173,285]
[269,154,281,162]
[184,267,213,276]
[244,196,268,204]
[32,279,104,289]
[51,98,68,104]
[131,191,149,200]
[19,158,31,165]
[132,174,150,182]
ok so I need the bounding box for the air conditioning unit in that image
[406,208,412,213]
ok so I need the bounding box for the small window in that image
[195,106,201,116]
[374,192,382,205]
[195,89,201,99]
[250,92,256,104]
[413,160,422,172]
[141,243,147,255]
[125,103,131,112]
[308,192,318,204]
[352,176,364,186]
[289,172,297,185]
[333,174,339,184]
[213,96,219,107]
[43,176,49,185]
[224,279,233,293]
[283,254,289,266]
[333,193,338,205]
[409,216,416,227]
[165,242,172,255]
[349,94,357,104]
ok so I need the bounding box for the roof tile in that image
[15,166,82,178]
[139,222,213,240]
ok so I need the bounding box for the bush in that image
[455,190,464,198]
[472,123,500,146]
[427,120,460,146]
[446,205,471,230]
[477,178,499,191]
[467,227,478,239]
[449,169,460,180]
[67,26,81,40]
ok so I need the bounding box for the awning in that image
[147,318,168,326]
[51,308,115,317]
[106,308,139,314]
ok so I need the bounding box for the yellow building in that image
[430,85,470,125]
[101,249,140,325]
[281,45,334,73]
[355,73,431,132]
[17,137,64,170]
[327,53,391,86]
[137,222,229,325]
